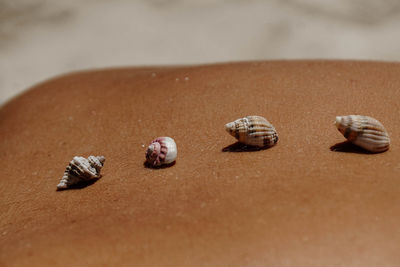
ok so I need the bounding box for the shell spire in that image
[335,115,390,153]
[146,137,177,167]
[57,155,105,190]
[225,115,278,148]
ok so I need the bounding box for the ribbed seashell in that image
[335,115,390,153]
[57,155,105,190]
[146,137,177,167]
[225,115,278,148]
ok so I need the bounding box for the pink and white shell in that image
[146,137,177,167]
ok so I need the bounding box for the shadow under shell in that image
[56,178,100,191]
[143,160,176,169]
[222,142,275,152]
[329,141,376,154]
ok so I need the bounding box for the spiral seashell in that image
[335,115,390,153]
[146,137,177,167]
[57,155,105,190]
[225,115,278,148]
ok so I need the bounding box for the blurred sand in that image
[1,61,400,266]
[1,0,400,104]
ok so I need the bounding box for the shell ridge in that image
[57,155,105,190]
[335,115,389,153]
[225,115,278,148]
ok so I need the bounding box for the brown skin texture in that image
[1,61,400,266]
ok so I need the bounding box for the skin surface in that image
[0,61,400,266]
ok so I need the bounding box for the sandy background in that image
[1,0,400,104]
[1,61,400,266]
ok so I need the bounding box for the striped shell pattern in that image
[335,115,390,153]
[225,115,278,148]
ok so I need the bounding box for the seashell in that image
[57,155,105,190]
[146,137,177,167]
[225,115,278,148]
[335,115,390,153]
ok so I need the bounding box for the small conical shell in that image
[225,115,278,148]
[146,137,177,167]
[57,155,105,190]
[335,115,390,153]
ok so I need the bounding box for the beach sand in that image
[0,61,400,266]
